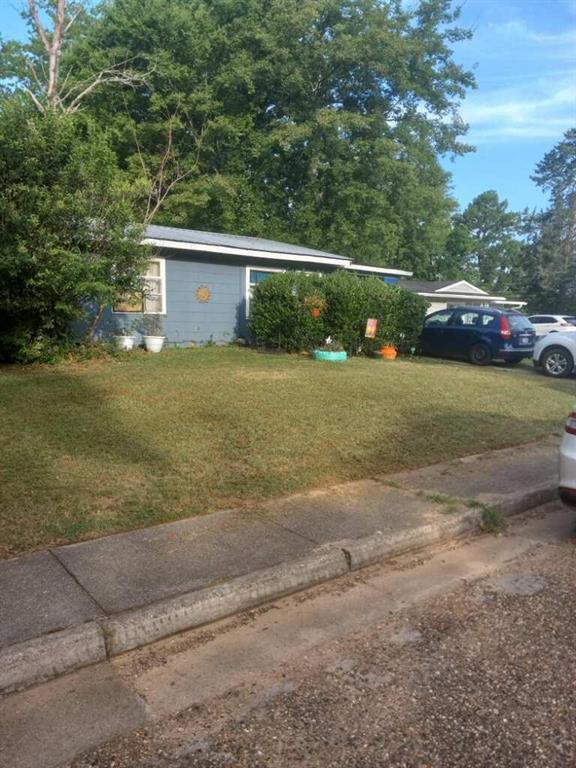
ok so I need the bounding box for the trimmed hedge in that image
[249,270,428,355]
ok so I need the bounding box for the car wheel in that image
[469,343,492,365]
[541,346,574,378]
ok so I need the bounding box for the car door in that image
[441,309,485,358]
[542,315,561,334]
[420,310,455,356]
[529,316,549,338]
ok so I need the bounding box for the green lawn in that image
[1,347,573,556]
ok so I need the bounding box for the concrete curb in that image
[0,622,106,695]
[0,483,558,694]
[491,484,558,516]
[339,510,482,571]
[101,547,349,657]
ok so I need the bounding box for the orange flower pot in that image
[379,345,397,360]
[310,307,321,318]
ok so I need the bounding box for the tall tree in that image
[458,191,521,291]
[1,0,475,272]
[518,129,576,313]
[0,0,145,113]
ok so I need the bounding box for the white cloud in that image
[454,9,576,145]
[492,19,576,47]
[461,75,576,143]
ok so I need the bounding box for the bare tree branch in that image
[23,86,45,113]
[24,0,148,113]
[63,6,82,34]
[27,0,50,54]
[26,59,44,92]
[66,66,147,113]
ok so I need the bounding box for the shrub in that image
[321,270,370,354]
[250,270,428,355]
[250,272,327,352]
[0,102,144,364]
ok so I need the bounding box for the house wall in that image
[97,253,247,345]
[97,250,339,346]
[164,255,246,344]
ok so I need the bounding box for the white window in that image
[245,267,284,317]
[142,259,166,314]
[114,258,166,314]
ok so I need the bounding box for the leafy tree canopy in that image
[518,129,576,313]
[2,0,476,275]
[457,190,522,292]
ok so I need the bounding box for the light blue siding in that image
[96,252,249,346]
[165,256,245,344]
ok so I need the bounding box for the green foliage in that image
[479,505,504,533]
[3,0,476,273]
[458,191,522,291]
[249,272,327,352]
[250,270,427,354]
[321,270,370,353]
[532,128,576,209]
[358,278,429,354]
[517,129,576,314]
[0,100,145,362]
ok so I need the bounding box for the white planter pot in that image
[114,335,135,351]
[144,335,165,353]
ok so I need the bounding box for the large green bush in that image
[249,272,327,352]
[0,101,144,363]
[250,270,428,355]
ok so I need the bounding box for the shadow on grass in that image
[1,368,171,552]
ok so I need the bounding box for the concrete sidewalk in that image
[0,439,559,694]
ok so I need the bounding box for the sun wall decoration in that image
[195,285,211,303]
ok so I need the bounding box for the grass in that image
[479,505,505,533]
[0,347,573,556]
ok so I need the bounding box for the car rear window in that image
[507,314,533,331]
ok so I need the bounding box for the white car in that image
[528,314,576,338]
[560,409,576,504]
[533,332,576,378]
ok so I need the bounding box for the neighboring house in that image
[98,225,412,346]
[400,280,526,315]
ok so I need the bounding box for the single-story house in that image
[96,226,524,345]
[97,225,412,345]
[401,280,527,315]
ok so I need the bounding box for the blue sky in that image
[443,0,576,212]
[1,0,575,213]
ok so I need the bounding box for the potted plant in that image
[303,292,328,318]
[114,319,136,351]
[312,337,347,362]
[140,315,165,353]
[375,341,398,360]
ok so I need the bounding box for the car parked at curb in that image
[527,314,576,338]
[533,333,576,378]
[419,306,535,366]
[560,408,576,505]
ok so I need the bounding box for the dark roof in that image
[401,279,459,293]
[145,225,349,262]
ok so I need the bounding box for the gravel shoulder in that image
[64,504,576,768]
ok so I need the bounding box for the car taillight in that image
[500,316,512,339]
[566,412,576,435]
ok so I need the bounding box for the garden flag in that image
[365,318,378,338]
